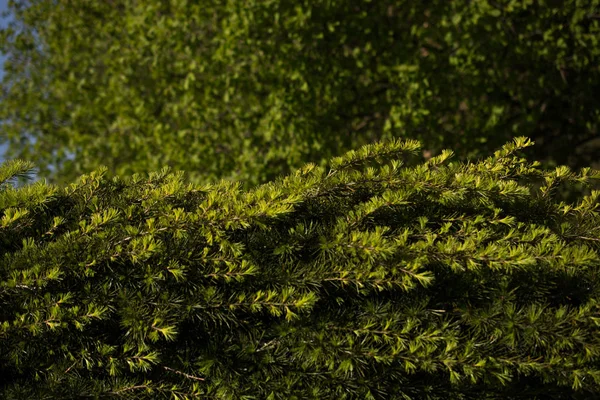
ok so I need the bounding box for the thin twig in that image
[162,365,205,381]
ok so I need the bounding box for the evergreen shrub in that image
[1,138,600,399]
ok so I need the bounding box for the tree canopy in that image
[1,0,598,185]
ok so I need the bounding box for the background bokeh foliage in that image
[0,0,598,185]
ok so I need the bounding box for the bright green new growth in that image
[1,138,600,399]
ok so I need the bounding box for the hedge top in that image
[1,138,600,399]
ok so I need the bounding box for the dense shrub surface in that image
[1,139,600,399]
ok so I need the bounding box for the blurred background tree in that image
[0,0,598,186]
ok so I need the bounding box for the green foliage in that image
[1,0,599,185]
[1,138,600,399]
